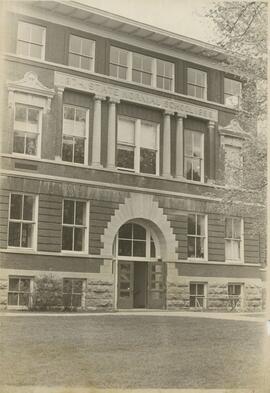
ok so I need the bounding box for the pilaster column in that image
[92,95,106,168]
[55,86,64,160]
[209,120,216,181]
[162,110,173,178]
[175,114,185,179]
[107,98,119,169]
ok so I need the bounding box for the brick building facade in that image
[0,0,266,311]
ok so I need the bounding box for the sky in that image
[77,0,219,44]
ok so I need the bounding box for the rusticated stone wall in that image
[85,279,114,311]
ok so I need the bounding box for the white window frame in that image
[187,214,208,261]
[187,67,207,100]
[7,276,34,310]
[115,221,161,261]
[8,193,38,251]
[17,21,46,60]
[62,105,89,165]
[184,129,204,183]
[68,34,95,72]
[61,199,89,254]
[224,78,242,109]
[225,217,244,263]
[109,46,175,92]
[189,282,207,309]
[13,103,42,158]
[117,116,160,176]
[63,278,86,309]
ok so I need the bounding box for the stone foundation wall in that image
[85,280,114,311]
[0,279,8,310]
[166,273,263,312]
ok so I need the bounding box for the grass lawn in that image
[0,315,267,389]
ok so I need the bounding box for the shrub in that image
[31,274,63,311]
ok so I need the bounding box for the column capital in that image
[109,97,120,104]
[209,120,216,128]
[176,112,186,119]
[164,110,175,116]
[94,94,106,101]
[55,86,65,94]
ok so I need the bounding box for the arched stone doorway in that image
[114,219,166,309]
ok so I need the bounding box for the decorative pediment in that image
[7,72,55,112]
[218,119,248,139]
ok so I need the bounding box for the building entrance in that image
[117,260,166,309]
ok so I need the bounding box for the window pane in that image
[72,294,82,307]
[62,137,73,162]
[197,215,205,236]
[110,46,119,63]
[13,132,25,154]
[192,158,201,181]
[142,56,152,72]
[133,240,146,257]
[119,223,132,239]
[164,78,171,91]
[233,219,241,238]
[25,134,37,155]
[196,237,204,258]
[74,138,85,164]
[118,66,127,80]
[119,50,128,66]
[188,237,195,258]
[234,285,241,295]
[23,196,34,220]
[81,38,92,56]
[187,84,196,97]
[62,226,73,250]
[75,202,85,225]
[117,118,135,144]
[18,22,31,41]
[9,278,19,291]
[142,72,151,85]
[17,41,29,56]
[8,293,19,305]
[63,200,74,224]
[225,240,232,260]
[81,56,91,70]
[187,68,196,84]
[197,284,204,295]
[132,69,141,83]
[184,132,192,156]
[157,60,164,75]
[74,227,84,251]
[20,278,30,292]
[193,132,202,157]
[15,105,27,122]
[63,294,72,307]
[188,215,196,235]
[75,109,86,133]
[156,76,163,89]
[232,240,240,260]
[68,53,80,68]
[140,122,156,149]
[109,63,118,77]
[150,240,156,257]
[196,71,206,87]
[31,24,44,44]
[133,53,141,69]
[21,223,32,247]
[184,158,193,180]
[63,279,72,293]
[19,293,30,307]
[225,218,233,238]
[29,43,42,59]
[117,147,134,169]
[8,222,21,247]
[190,296,195,307]
[165,62,173,77]
[70,35,81,53]
[118,239,132,256]
[140,148,156,174]
[190,284,196,295]
[73,280,83,293]
[64,106,75,121]
[133,224,146,240]
[10,194,22,219]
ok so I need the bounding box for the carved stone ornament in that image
[54,71,218,122]
[7,71,55,112]
[219,119,248,139]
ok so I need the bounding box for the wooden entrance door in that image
[147,261,166,309]
[117,261,134,309]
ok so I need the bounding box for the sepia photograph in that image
[0,0,269,392]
